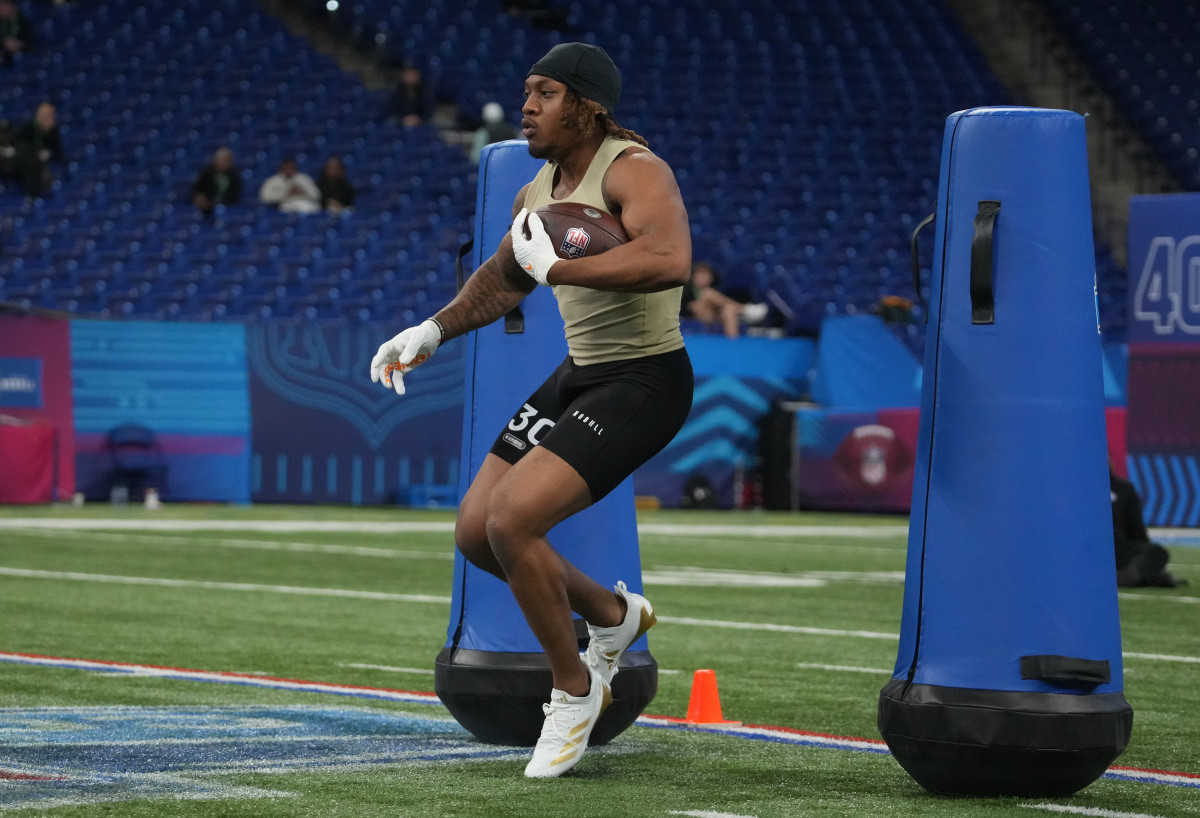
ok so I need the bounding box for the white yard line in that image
[796,662,892,674]
[338,663,436,675]
[1123,652,1200,664]
[5,527,453,560]
[1021,803,1165,818]
[0,567,451,604]
[0,518,906,539]
[657,615,897,641]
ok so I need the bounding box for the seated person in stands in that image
[14,101,63,198]
[259,157,320,214]
[190,146,243,216]
[680,261,767,339]
[0,0,33,67]
[316,155,356,213]
[387,64,432,128]
[1111,462,1187,587]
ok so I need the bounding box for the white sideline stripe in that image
[669,811,758,818]
[0,518,906,538]
[796,662,892,674]
[1021,803,1164,818]
[7,528,453,560]
[658,615,897,641]
[339,663,435,675]
[1123,652,1200,664]
[0,567,451,604]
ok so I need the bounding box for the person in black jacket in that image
[1111,466,1187,587]
[190,147,243,215]
[14,101,62,197]
[316,155,356,213]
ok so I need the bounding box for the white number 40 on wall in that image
[1134,235,1200,334]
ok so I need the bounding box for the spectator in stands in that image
[190,146,243,216]
[469,101,518,164]
[14,101,63,197]
[1111,463,1187,587]
[258,157,320,214]
[680,261,767,338]
[316,155,356,213]
[0,0,32,67]
[387,64,432,127]
[0,119,17,185]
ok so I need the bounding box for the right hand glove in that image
[510,207,559,286]
[369,319,441,396]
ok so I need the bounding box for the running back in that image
[434,140,655,746]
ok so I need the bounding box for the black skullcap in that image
[527,42,621,113]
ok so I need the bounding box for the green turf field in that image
[0,505,1197,816]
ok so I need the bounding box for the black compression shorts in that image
[488,347,694,501]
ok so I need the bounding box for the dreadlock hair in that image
[560,88,649,148]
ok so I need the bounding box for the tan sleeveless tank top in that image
[523,137,685,365]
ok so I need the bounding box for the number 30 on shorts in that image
[507,403,555,446]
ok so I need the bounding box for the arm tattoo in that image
[436,254,534,340]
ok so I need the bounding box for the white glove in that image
[369,319,442,395]
[511,207,559,286]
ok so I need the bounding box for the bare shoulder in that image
[603,147,680,211]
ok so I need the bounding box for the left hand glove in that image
[369,319,441,396]
[510,207,559,286]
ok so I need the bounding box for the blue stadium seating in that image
[1041,1,1200,193]
[0,0,1129,349]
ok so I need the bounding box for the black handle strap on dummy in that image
[970,200,1000,325]
[455,238,473,293]
[910,211,935,323]
[456,236,525,334]
[1021,654,1111,687]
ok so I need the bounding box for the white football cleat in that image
[524,666,612,779]
[584,580,657,685]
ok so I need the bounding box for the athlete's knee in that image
[454,495,501,574]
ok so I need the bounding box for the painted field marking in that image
[643,567,903,588]
[3,651,1198,790]
[796,663,892,674]
[1117,592,1199,605]
[0,567,898,640]
[0,652,441,704]
[0,705,526,811]
[0,568,451,605]
[1021,803,1166,818]
[6,528,453,561]
[657,616,897,641]
[1123,652,1200,664]
[639,523,907,539]
[0,519,458,533]
[0,518,905,539]
[338,663,435,675]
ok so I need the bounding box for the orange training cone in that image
[686,669,741,725]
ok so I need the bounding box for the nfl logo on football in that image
[560,227,591,259]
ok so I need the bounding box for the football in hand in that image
[533,202,629,260]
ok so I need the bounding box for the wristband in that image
[428,316,446,344]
